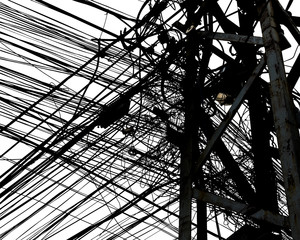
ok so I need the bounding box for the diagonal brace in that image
[195,57,266,173]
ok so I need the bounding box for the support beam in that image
[197,108,257,204]
[197,31,263,46]
[195,58,265,172]
[192,189,290,229]
[287,53,300,89]
[274,0,300,45]
[248,74,279,213]
[258,0,300,239]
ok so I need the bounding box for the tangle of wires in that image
[0,0,299,239]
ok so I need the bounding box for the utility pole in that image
[257,0,300,239]
[179,1,199,239]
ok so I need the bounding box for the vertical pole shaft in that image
[196,170,207,240]
[179,148,192,240]
[179,36,196,240]
[258,1,300,238]
[179,3,199,239]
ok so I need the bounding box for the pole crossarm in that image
[192,188,290,229]
[197,31,264,46]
